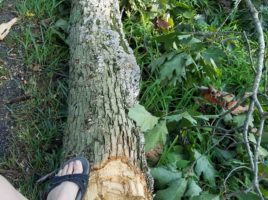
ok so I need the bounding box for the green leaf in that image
[259,163,268,179]
[185,179,202,198]
[259,146,268,158]
[165,112,197,125]
[233,114,254,127]
[202,47,226,65]
[145,121,168,152]
[176,159,190,169]
[155,178,188,200]
[150,52,176,72]
[215,148,234,161]
[235,192,260,200]
[151,166,182,188]
[260,186,268,198]
[192,192,220,200]
[159,53,188,83]
[178,34,191,40]
[55,19,68,32]
[194,150,216,186]
[128,104,158,132]
[183,11,195,19]
[249,134,268,158]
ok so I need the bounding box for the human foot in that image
[47,160,83,200]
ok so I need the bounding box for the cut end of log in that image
[84,159,151,200]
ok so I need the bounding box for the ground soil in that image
[0,1,25,157]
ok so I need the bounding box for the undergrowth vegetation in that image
[125,0,268,199]
[1,0,268,199]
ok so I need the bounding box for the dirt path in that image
[0,1,25,157]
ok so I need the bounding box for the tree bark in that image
[63,0,152,199]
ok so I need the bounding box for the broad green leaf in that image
[259,163,268,178]
[185,179,202,198]
[150,52,173,71]
[159,53,188,82]
[55,19,68,32]
[189,37,202,44]
[164,149,190,169]
[249,134,268,158]
[259,146,268,158]
[186,55,195,66]
[151,166,182,188]
[128,104,158,132]
[145,121,168,152]
[192,192,220,200]
[178,34,191,40]
[249,133,257,144]
[194,115,219,121]
[202,47,226,65]
[215,148,234,160]
[176,159,190,169]
[165,112,197,125]
[155,178,188,200]
[235,192,260,200]
[166,151,183,166]
[233,114,254,127]
[183,11,195,19]
[194,150,216,186]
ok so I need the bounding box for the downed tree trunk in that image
[63,0,152,199]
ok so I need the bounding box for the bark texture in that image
[64,0,152,199]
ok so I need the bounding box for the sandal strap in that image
[48,174,88,195]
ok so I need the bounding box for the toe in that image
[57,169,63,176]
[73,160,83,174]
[61,163,69,175]
[67,162,74,174]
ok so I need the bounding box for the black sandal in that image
[47,157,90,200]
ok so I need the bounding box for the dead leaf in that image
[145,144,163,166]
[227,100,249,115]
[154,14,174,30]
[200,86,248,115]
[230,105,249,115]
[0,18,18,41]
[155,17,171,29]
[32,64,42,72]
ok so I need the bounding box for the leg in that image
[0,175,28,200]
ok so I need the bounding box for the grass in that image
[0,0,69,199]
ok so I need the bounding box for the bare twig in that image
[223,166,251,193]
[243,31,256,73]
[243,0,266,199]
[264,57,267,95]
[211,92,252,134]
[217,0,243,32]
[36,170,56,184]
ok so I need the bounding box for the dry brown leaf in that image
[32,64,42,72]
[230,105,249,115]
[0,18,18,41]
[200,86,249,115]
[145,144,163,166]
[155,17,171,29]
